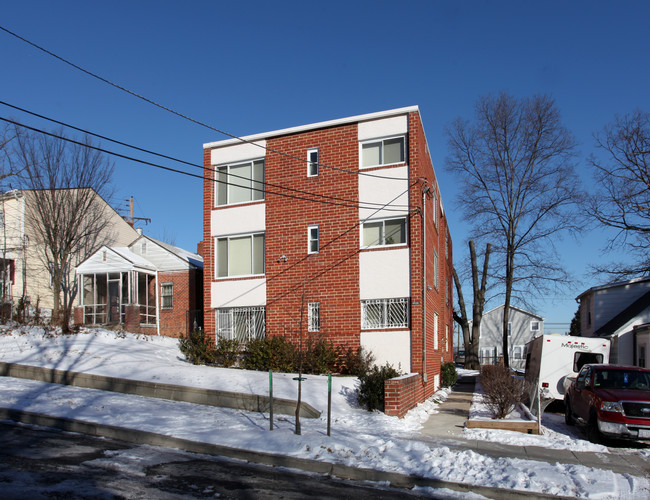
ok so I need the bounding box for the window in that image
[216,233,265,277]
[530,321,540,332]
[433,251,439,289]
[445,277,449,305]
[308,225,319,253]
[0,210,4,230]
[361,298,408,329]
[307,148,319,177]
[507,322,512,338]
[216,159,265,206]
[308,302,320,332]
[432,191,438,226]
[513,345,523,360]
[362,218,406,247]
[137,272,156,325]
[434,312,439,350]
[361,136,405,168]
[161,283,173,309]
[216,306,265,341]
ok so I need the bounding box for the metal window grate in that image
[216,306,266,342]
[361,298,408,329]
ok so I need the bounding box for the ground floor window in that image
[215,306,265,342]
[308,302,320,332]
[361,298,408,329]
[137,272,156,325]
[161,283,173,309]
[81,272,129,325]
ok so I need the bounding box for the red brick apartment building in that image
[202,107,453,415]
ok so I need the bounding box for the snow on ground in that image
[0,326,648,498]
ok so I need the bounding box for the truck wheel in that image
[586,413,601,444]
[564,399,575,426]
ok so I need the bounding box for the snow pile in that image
[0,326,648,498]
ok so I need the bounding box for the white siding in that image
[361,330,411,373]
[358,166,409,221]
[359,248,410,300]
[129,237,188,271]
[592,281,650,331]
[210,140,266,166]
[211,278,266,308]
[212,203,265,237]
[76,249,137,274]
[358,115,408,142]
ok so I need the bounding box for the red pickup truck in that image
[564,364,650,442]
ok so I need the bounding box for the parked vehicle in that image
[524,335,610,403]
[454,350,465,366]
[564,364,650,442]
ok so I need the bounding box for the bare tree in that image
[453,241,491,370]
[11,125,115,331]
[587,110,650,278]
[445,92,580,367]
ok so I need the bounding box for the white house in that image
[474,304,544,369]
[576,277,650,367]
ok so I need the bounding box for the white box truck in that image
[524,334,610,402]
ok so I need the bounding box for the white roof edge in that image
[203,106,420,149]
[576,275,650,300]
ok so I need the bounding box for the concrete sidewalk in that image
[418,374,650,477]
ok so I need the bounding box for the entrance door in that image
[108,281,120,324]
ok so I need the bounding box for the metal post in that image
[269,370,274,431]
[327,372,332,436]
[537,385,541,434]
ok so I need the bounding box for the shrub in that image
[357,363,401,412]
[302,337,338,374]
[441,362,458,387]
[480,365,524,419]
[337,346,375,376]
[243,336,297,372]
[178,330,216,365]
[214,338,242,368]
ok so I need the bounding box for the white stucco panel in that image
[359,248,410,299]
[358,166,409,220]
[358,115,408,141]
[361,330,412,373]
[212,203,265,237]
[210,140,266,166]
[211,278,266,308]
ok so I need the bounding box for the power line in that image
[1,116,417,213]
[0,101,410,211]
[0,24,418,182]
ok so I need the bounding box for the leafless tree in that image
[11,125,115,331]
[587,110,650,278]
[453,241,491,370]
[445,92,581,367]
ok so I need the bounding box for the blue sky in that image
[1,1,649,331]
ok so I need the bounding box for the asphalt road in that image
[0,421,441,499]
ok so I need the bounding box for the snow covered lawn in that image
[0,326,648,498]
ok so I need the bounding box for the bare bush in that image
[481,365,524,419]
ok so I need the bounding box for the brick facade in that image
[203,107,453,416]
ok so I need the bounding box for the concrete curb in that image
[0,362,320,418]
[0,407,573,500]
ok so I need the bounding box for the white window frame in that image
[308,302,320,332]
[433,251,439,289]
[434,312,439,350]
[512,345,524,360]
[361,298,409,329]
[307,148,319,177]
[308,225,319,254]
[215,233,265,278]
[530,320,540,332]
[507,322,512,338]
[215,159,265,206]
[161,282,173,309]
[432,191,438,227]
[361,217,407,247]
[359,135,405,168]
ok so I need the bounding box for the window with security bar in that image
[361,298,409,329]
[216,306,266,342]
[308,302,320,332]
